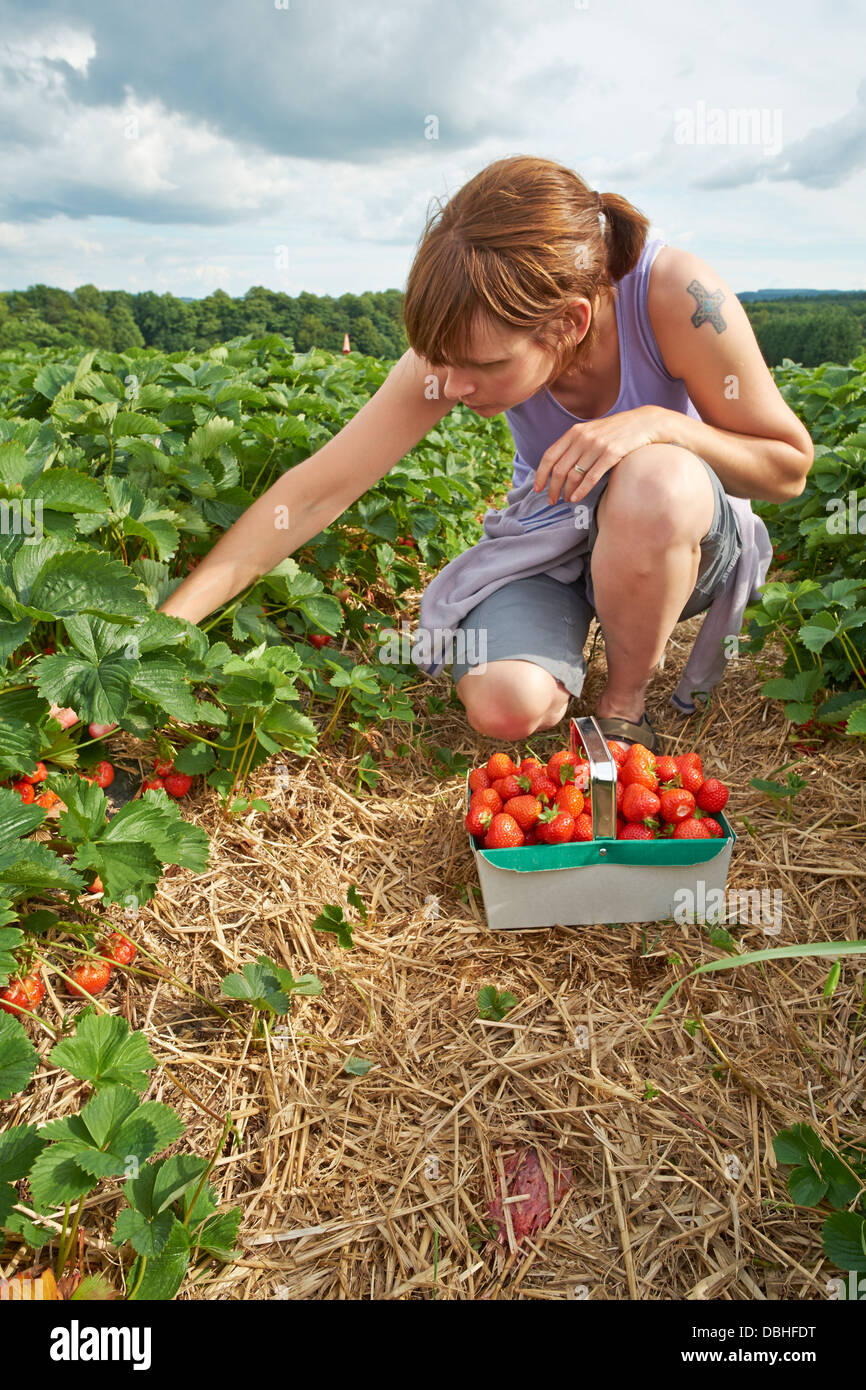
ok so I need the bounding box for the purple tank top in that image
[507,238,701,489]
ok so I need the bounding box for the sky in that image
[0,0,863,299]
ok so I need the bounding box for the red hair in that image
[403,155,650,379]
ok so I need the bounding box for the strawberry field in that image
[0,335,864,1302]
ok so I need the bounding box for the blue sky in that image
[0,0,863,298]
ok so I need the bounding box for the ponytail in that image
[598,191,650,283]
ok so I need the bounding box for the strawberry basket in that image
[466,715,736,932]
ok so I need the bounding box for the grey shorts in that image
[450,455,742,699]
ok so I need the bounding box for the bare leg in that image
[456,661,571,741]
[589,446,716,724]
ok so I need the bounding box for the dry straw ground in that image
[5,598,866,1301]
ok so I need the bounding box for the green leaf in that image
[822,1212,866,1273]
[773,1124,822,1167]
[172,742,216,775]
[347,884,368,921]
[0,716,42,779]
[34,649,135,724]
[192,1207,242,1262]
[114,1203,177,1257]
[788,1164,828,1206]
[49,1011,156,1092]
[28,1143,97,1208]
[24,547,149,620]
[126,1217,191,1300]
[0,1122,45,1181]
[343,1056,373,1076]
[221,956,293,1014]
[311,903,355,949]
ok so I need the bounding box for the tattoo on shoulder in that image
[686,278,727,334]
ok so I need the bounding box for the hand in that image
[533,405,664,506]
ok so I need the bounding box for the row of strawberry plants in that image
[742,352,866,737]
[0,337,510,920]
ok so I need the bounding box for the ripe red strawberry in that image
[468,767,491,793]
[153,755,175,778]
[12,779,35,803]
[526,773,558,804]
[69,958,112,997]
[606,739,630,767]
[523,830,539,845]
[35,790,61,810]
[654,755,680,785]
[309,634,331,647]
[471,787,503,814]
[554,784,585,818]
[618,823,656,840]
[94,760,114,788]
[24,762,48,784]
[503,795,543,831]
[0,978,31,1015]
[614,779,624,813]
[624,743,656,771]
[491,774,526,801]
[673,818,712,839]
[696,778,729,813]
[486,752,516,781]
[622,784,661,824]
[141,776,165,793]
[568,759,591,792]
[482,813,525,849]
[163,772,193,798]
[99,931,137,966]
[21,970,45,1009]
[675,753,704,795]
[571,812,594,842]
[696,815,724,837]
[619,761,659,793]
[547,750,576,784]
[536,807,575,844]
[658,788,696,823]
[466,803,494,838]
[518,757,544,776]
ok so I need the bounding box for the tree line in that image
[0,280,863,370]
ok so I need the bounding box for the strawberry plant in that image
[220,954,322,1036]
[772,1123,866,1280]
[742,352,866,736]
[0,1009,241,1299]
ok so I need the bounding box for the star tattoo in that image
[687,279,727,333]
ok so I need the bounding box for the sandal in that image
[592,711,659,754]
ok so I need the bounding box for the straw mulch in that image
[5,595,865,1301]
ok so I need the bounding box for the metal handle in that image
[570,715,617,840]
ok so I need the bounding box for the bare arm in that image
[159,349,452,625]
[646,246,814,502]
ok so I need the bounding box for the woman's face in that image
[433,300,592,414]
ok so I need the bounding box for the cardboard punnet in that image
[467,716,736,932]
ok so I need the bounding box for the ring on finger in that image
[571,464,587,476]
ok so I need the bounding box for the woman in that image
[162,156,812,752]
[400,156,813,752]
